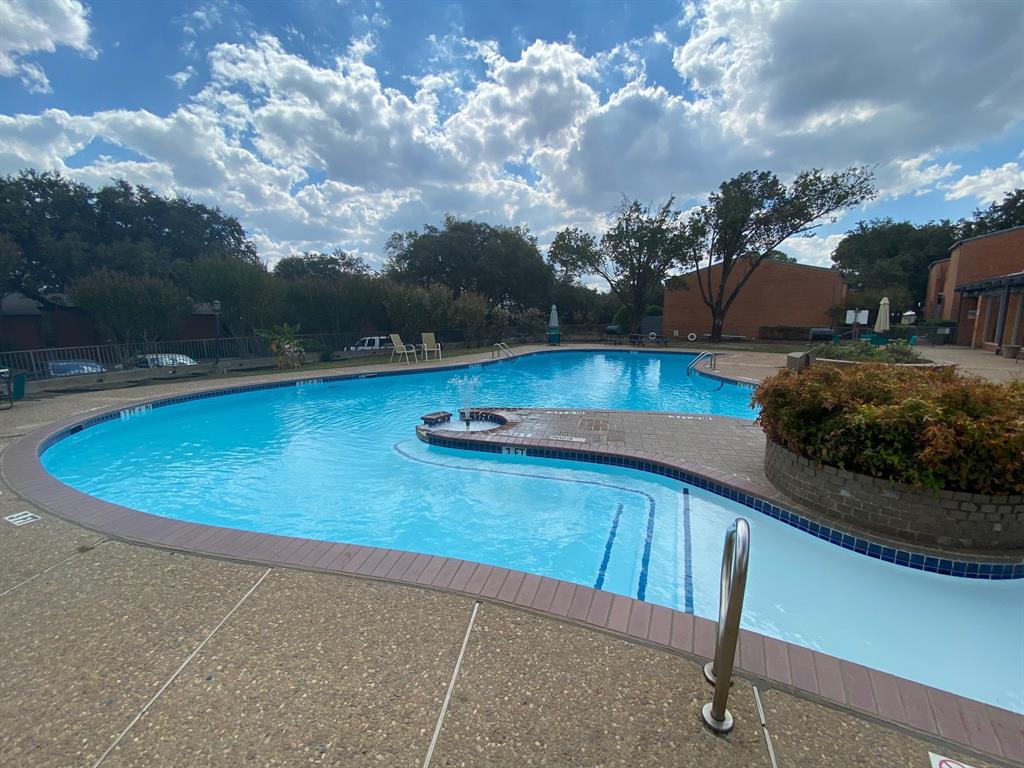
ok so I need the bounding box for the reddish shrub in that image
[754,364,1024,494]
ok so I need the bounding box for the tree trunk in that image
[630,301,644,334]
[709,310,724,342]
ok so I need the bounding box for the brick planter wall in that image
[764,440,1024,553]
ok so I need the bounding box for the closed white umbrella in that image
[873,297,890,334]
[549,304,559,328]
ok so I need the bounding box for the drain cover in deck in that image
[4,511,40,526]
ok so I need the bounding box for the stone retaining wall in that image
[764,440,1024,552]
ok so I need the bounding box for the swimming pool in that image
[40,351,1023,713]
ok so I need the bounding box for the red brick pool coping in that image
[2,384,1021,764]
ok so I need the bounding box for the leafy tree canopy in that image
[0,170,259,303]
[384,215,553,310]
[677,167,876,341]
[548,198,683,332]
[832,218,957,308]
[188,257,281,336]
[70,269,192,344]
[959,188,1024,239]
[273,249,372,280]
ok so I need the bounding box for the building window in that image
[936,293,943,305]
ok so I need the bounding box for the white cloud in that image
[668,0,1024,172]
[168,66,195,88]
[0,0,1022,272]
[944,162,1024,204]
[878,154,960,200]
[777,233,846,269]
[0,0,95,92]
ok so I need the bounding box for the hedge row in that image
[753,364,1024,494]
[812,339,925,363]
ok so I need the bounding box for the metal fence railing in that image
[0,323,636,381]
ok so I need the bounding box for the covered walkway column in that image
[1010,290,1024,346]
[993,285,1012,348]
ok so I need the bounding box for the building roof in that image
[673,258,842,280]
[956,270,1024,294]
[949,224,1024,251]
[0,293,42,316]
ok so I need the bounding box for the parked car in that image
[347,336,394,352]
[44,359,105,377]
[135,354,199,368]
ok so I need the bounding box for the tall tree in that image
[959,187,1024,239]
[548,198,683,333]
[70,270,191,343]
[677,167,876,341]
[385,216,553,310]
[189,258,281,336]
[831,218,957,308]
[0,170,259,303]
[273,249,372,280]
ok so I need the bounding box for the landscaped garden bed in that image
[754,364,1024,553]
[811,339,928,364]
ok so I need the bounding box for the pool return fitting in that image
[702,517,751,734]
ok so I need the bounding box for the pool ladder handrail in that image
[687,351,716,374]
[492,342,515,359]
[701,517,750,734]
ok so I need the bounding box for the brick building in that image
[661,260,846,340]
[0,293,219,352]
[923,226,1024,349]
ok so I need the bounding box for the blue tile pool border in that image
[419,430,1024,581]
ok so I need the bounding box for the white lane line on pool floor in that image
[91,567,272,768]
[0,538,110,600]
[423,600,480,768]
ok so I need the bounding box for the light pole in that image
[212,299,222,368]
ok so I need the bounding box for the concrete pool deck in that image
[1,344,1021,767]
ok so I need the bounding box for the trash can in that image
[11,371,25,400]
[547,327,561,345]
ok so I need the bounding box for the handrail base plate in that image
[701,703,734,734]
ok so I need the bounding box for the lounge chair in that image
[389,333,417,364]
[421,332,442,360]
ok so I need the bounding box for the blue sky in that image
[1,0,1022,270]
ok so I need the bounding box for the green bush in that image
[754,364,1024,494]
[814,340,925,363]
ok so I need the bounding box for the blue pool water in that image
[41,351,1024,712]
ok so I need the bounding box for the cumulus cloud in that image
[168,66,195,88]
[878,154,960,200]
[0,0,95,92]
[944,163,1024,204]
[0,0,1022,270]
[777,233,847,269]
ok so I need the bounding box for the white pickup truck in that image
[347,336,394,352]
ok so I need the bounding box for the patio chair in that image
[389,333,418,364]
[421,332,442,360]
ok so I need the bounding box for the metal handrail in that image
[701,517,750,734]
[687,351,716,374]
[491,342,515,359]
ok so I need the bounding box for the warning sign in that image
[929,753,976,768]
